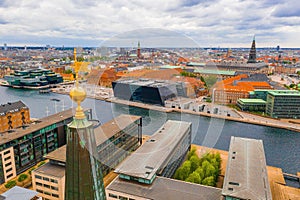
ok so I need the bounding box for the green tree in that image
[190,155,200,172]
[64,69,73,74]
[37,161,46,167]
[187,148,197,160]
[201,176,215,186]
[28,167,36,175]
[185,171,201,184]
[5,180,16,189]
[181,161,191,180]
[18,174,28,182]
[195,167,205,180]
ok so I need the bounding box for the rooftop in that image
[0,108,77,145]
[222,136,272,200]
[0,186,39,200]
[0,100,28,115]
[268,90,300,96]
[194,68,236,76]
[114,120,191,181]
[107,176,222,200]
[34,162,65,178]
[237,98,266,104]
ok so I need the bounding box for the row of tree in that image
[174,148,221,187]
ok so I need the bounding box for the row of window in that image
[35,175,58,183]
[36,189,59,198]
[108,193,135,200]
[36,181,59,191]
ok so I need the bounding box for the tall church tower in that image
[65,49,106,200]
[137,41,141,59]
[247,35,256,63]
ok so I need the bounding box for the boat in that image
[50,98,60,102]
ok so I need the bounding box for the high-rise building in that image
[247,36,256,63]
[64,49,106,200]
[3,43,7,51]
[137,41,141,59]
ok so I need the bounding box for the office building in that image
[266,90,300,118]
[0,101,30,133]
[222,137,272,200]
[0,109,83,184]
[237,98,266,112]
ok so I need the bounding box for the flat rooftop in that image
[114,120,191,181]
[238,98,266,104]
[268,90,300,96]
[0,186,39,200]
[222,136,272,200]
[107,176,222,200]
[0,108,77,145]
[45,114,141,162]
[34,162,65,178]
[194,68,236,76]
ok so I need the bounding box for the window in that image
[44,184,50,188]
[229,182,239,186]
[4,150,10,155]
[36,182,42,186]
[4,156,11,161]
[44,191,51,196]
[109,193,118,199]
[43,177,49,181]
[35,175,42,179]
[52,194,59,198]
[36,189,43,193]
[119,196,128,200]
[6,168,12,173]
[50,179,58,183]
[6,174,13,179]
[51,186,58,191]
[5,162,11,167]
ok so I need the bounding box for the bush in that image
[18,174,28,182]
[28,167,36,175]
[37,161,46,167]
[5,180,16,189]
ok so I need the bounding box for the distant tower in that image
[137,41,141,59]
[247,36,256,63]
[64,49,106,200]
[4,43,7,51]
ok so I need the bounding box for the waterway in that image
[0,86,299,174]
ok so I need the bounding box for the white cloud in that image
[0,0,299,47]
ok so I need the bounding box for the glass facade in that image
[98,118,141,176]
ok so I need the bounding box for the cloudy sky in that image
[1,0,300,47]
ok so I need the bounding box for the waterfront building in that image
[112,79,178,106]
[4,68,63,88]
[237,98,266,112]
[0,109,82,184]
[0,101,30,132]
[64,48,106,200]
[212,74,272,104]
[222,137,272,200]
[249,89,274,101]
[32,114,142,200]
[266,90,300,118]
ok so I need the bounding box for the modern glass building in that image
[266,90,300,118]
[112,79,180,106]
[237,98,266,112]
[0,109,91,184]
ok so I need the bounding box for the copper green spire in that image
[65,48,106,200]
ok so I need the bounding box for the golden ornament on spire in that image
[70,48,87,119]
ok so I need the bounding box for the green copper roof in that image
[268,90,300,96]
[160,65,183,69]
[238,98,266,104]
[194,68,236,75]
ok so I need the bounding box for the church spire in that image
[247,35,256,63]
[65,48,106,200]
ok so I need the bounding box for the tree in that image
[204,163,216,178]
[18,174,28,182]
[201,176,215,186]
[181,161,191,180]
[195,167,205,180]
[187,148,197,160]
[190,155,200,172]
[64,69,73,74]
[5,180,16,189]
[185,171,201,184]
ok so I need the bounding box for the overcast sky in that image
[1,0,300,48]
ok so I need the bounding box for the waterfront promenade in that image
[50,84,300,132]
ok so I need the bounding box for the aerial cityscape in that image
[0,0,300,200]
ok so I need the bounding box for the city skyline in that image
[1,0,300,47]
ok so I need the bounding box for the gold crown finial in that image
[70,48,86,119]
